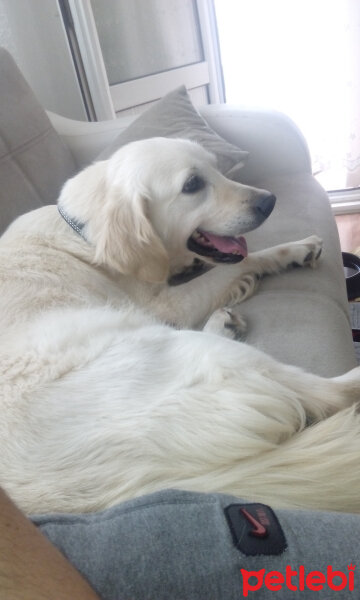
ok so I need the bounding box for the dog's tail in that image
[175,405,360,513]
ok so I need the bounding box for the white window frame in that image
[329,189,360,216]
[66,0,224,119]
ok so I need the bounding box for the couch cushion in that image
[0,48,77,234]
[97,86,248,176]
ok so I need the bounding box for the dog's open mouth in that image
[187,229,248,263]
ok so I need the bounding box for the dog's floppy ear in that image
[59,159,169,283]
[93,188,169,283]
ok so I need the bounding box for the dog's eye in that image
[182,175,205,194]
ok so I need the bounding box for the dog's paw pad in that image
[223,308,247,340]
[305,236,323,267]
[204,308,247,340]
[291,235,323,269]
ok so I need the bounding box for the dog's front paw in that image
[303,235,323,267]
[204,307,247,340]
[290,235,323,269]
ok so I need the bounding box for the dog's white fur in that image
[1,137,359,515]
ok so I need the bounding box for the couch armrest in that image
[46,111,135,168]
[48,105,312,181]
[199,105,312,184]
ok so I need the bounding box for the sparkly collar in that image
[58,205,86,240]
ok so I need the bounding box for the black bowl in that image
[342,252,360,300]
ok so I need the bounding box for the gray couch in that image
[0,47,355,378]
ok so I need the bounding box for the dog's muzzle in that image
[187,193,276,264]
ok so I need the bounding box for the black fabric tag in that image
[224,503,287,556]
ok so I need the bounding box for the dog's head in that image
[58,138,275,283]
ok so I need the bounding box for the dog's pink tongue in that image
[203,232,248,257]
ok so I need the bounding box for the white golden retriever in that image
[1,137,359,515]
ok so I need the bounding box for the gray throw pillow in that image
[97,86,248,175]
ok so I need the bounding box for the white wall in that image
[0,0,86,119]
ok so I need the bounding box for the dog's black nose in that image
[255,193,276,219]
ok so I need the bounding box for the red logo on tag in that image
[240,508,268,538]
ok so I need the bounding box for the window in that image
[66,0,223,118]
[214,0,360,194]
